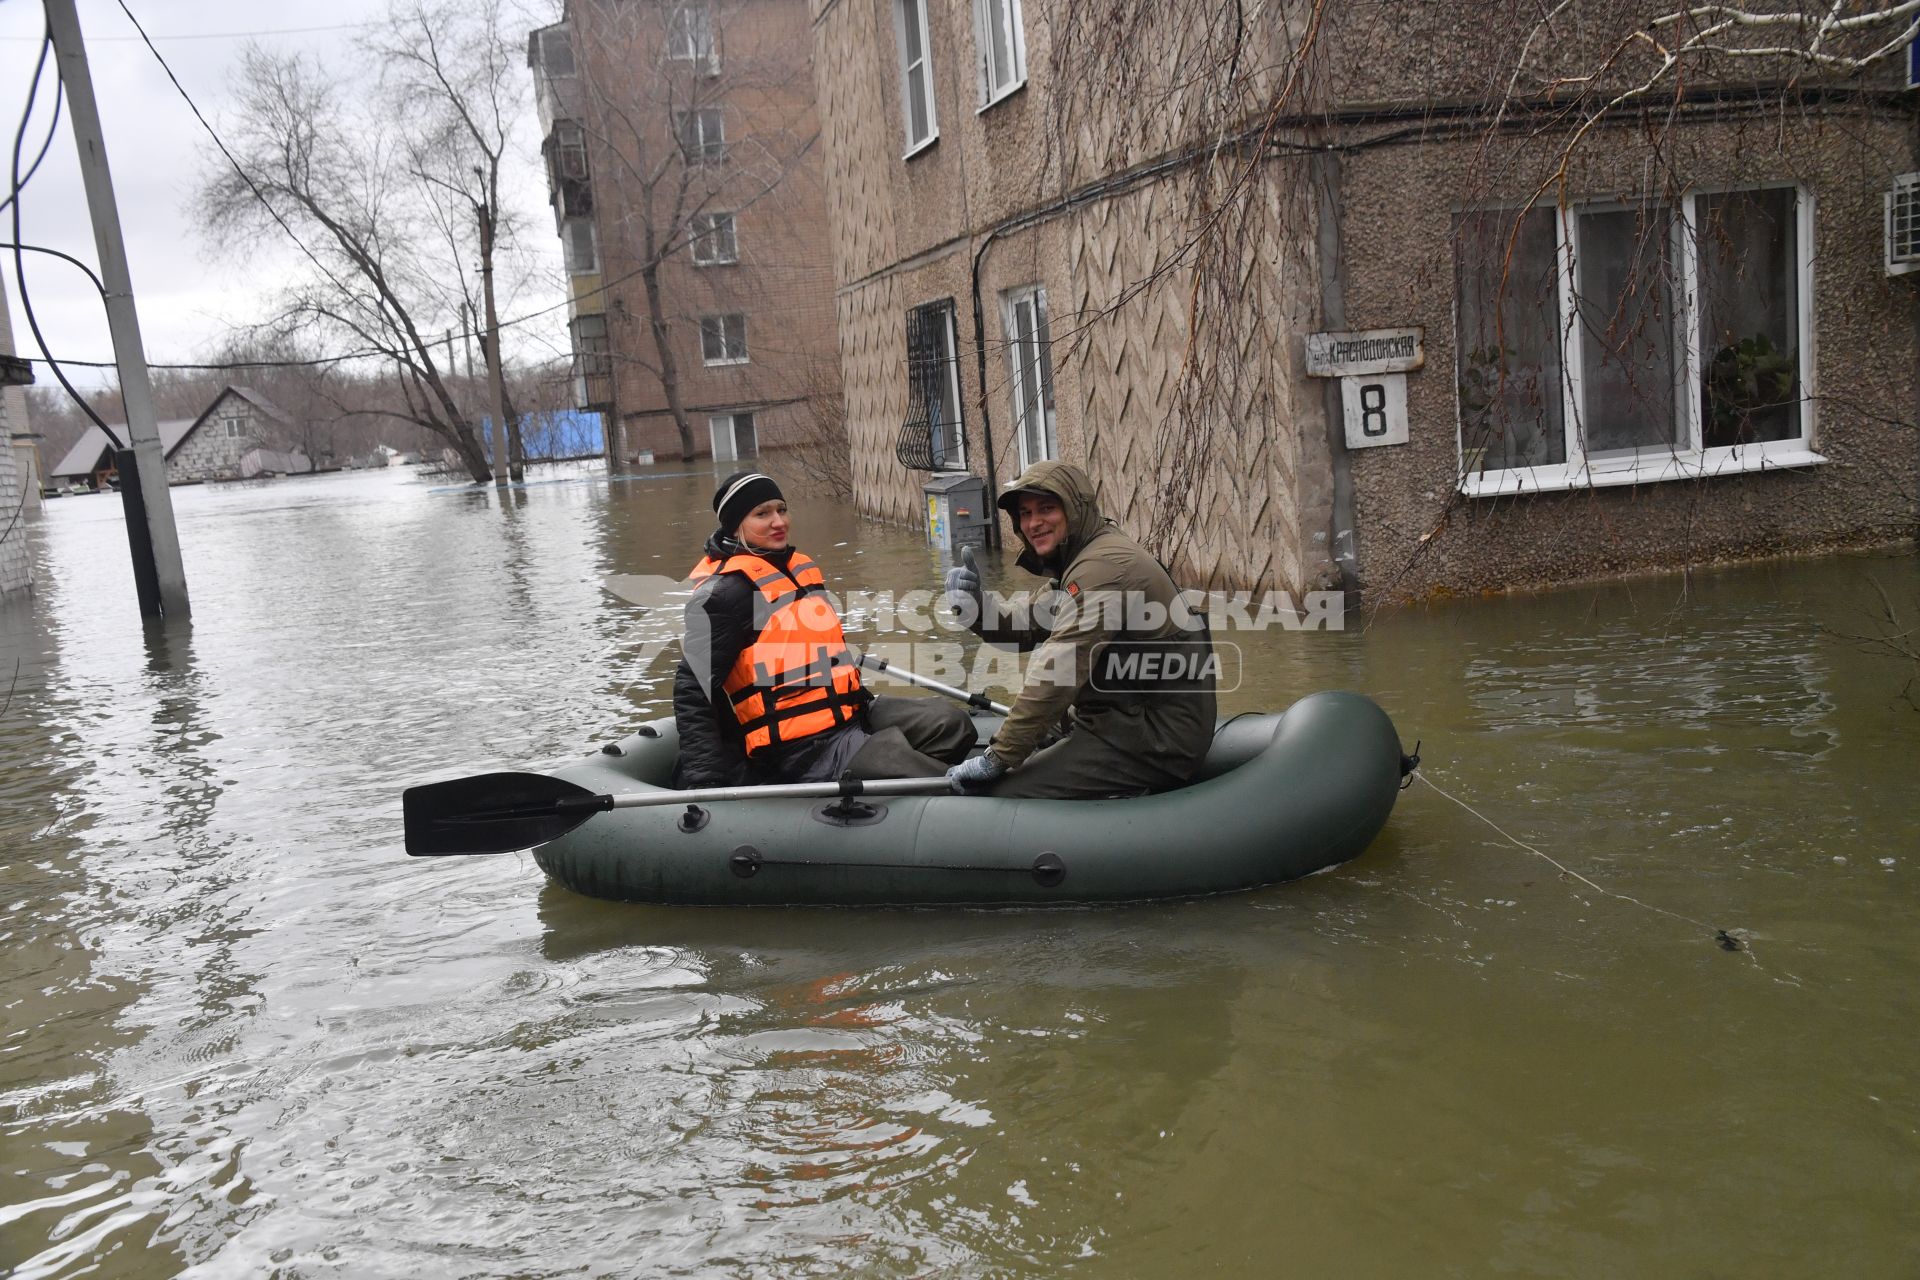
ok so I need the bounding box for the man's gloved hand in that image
[946,752,1008,794]
[943,564,981,616]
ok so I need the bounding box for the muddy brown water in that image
[2,465,1915,1277]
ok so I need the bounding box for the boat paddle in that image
[856,650,1011,715]
[404,771,953,856]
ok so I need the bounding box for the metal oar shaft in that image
[607,776,951,811]
[857,653,1011,716]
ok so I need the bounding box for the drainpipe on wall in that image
[968,229,1006,549]
[1310,147,1361,602]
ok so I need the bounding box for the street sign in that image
[1306,328,1424,377]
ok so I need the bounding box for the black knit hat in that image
[713,471,783,535]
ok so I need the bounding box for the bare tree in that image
[550,0,823,460]
[197,0,540,483]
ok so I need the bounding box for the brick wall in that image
[0,271,30,597]
[570,0,843,464]
[0,384,28,597]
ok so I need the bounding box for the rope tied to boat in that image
[1409,766,1766,964]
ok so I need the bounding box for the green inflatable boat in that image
[469,690,1410,907]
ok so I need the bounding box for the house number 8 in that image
[1358,383,1388,436]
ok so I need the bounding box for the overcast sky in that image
[1,0,567,396]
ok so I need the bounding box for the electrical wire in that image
[0,47,61,220]
[10,25,120,446]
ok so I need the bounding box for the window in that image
[674,109,726,163]
[1003,286,1055,467]
[571,313,611,408]
[668,4,717,72]
[690,211,737,265]
[709,411,757,461]
[894,0,939,154]
[530,25,575,79]
[553,124,588,181]
[973,0,1026,107]
[1452,185,1818,496]
[700,314,748,365]
[222,415,246,439]
[897,299,965,469]
[562,218,599,275]
[546,123,592,218]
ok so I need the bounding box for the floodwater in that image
[2,466,1915,1278]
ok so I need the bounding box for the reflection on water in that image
[2,467,1916,1276]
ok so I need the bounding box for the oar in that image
[857,651,1011,715]
[404,771,953,856]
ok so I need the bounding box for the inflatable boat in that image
[405,690,1412,907]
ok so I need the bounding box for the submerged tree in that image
[198,0,541,484]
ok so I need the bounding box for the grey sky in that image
[1,0,566,395]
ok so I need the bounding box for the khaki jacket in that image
[976,461,1216,774]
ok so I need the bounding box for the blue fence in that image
[482,410,606,462]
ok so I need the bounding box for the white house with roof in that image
[49,386,306,488]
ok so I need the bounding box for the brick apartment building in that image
[809,0,1920,599]
[530,0,842,465]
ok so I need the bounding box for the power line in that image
[0,22,373,44]
[10,24,120,445]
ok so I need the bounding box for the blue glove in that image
[946,752,1008,794]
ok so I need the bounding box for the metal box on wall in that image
[922,472,990,550]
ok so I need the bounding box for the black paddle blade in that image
[403,771,607,856]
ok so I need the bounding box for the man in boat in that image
[674,471,976,788]
[942,461,1217,798]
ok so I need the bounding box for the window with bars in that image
[896,299,965,470]
[673,109,726,163]
[1452,184,1816,496]
[1887,172,1920,274]
[691,212,737,265]
[700,314,748,365]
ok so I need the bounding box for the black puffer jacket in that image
[671,530,769,788]
[671,532,873,788]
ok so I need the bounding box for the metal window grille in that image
[1887,173,1920,276]
[896,301,960,470]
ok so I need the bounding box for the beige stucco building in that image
[531,0,842,465]
[810,0,1920,599]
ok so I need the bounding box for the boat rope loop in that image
[1409,767,1749,957]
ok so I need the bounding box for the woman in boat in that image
[672,471,976,788]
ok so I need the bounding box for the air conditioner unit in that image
[1886,172,1920,276]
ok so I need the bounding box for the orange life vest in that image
[689,549,866,756]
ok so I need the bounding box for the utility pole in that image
[46,0,189,618]
[477,201,511,487]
